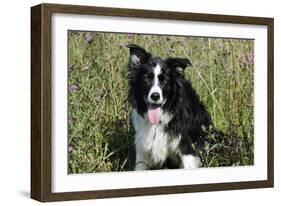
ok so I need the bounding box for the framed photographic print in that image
[31,3,274,202]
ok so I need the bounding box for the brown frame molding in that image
[31,3,274,202]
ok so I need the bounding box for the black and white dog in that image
[127,44,213,170]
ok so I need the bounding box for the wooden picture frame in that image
[31,3,274,202]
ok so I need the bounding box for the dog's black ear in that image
[165,57,192,73]
[127,44,150,67]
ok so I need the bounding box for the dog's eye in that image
[147,73,154,80]
[158,74,165,82]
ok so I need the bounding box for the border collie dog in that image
[127,44,213,170]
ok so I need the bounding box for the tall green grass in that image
[68,31,254,173]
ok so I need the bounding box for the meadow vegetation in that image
[68,31,254,173]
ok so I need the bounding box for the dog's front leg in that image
[135,148,148,171]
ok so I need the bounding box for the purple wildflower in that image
[68,145,73,153]
[85,32,94,44]
[94,96,101,102]
[69,84,78,93]
[217,41,225,50]
[95,87,103,94]
[119,42,126,48]
[127,33,134,38]
[240,52,254,66]
[167,47,175,53]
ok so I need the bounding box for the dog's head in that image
[127,44,192,124]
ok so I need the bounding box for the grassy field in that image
[68,31,254,174]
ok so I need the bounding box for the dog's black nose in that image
[151,92,160,101]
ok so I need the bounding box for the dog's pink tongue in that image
[148,106,161,125]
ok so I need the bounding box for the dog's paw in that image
[182,155,202,169]
[135,161,147,171]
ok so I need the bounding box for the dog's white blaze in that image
[154,63,162,76]
[181,154,202,169]
[148,64,163,104]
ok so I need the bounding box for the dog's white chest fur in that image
[132,109,201,170]
[132,109,177,166]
